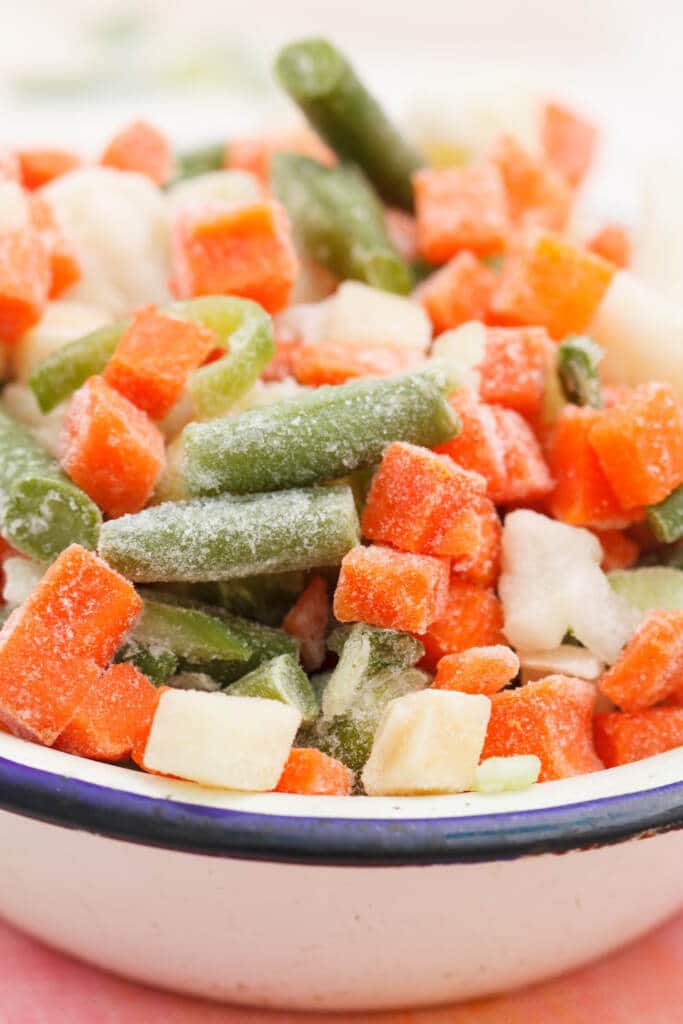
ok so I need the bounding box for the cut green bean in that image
[557,335,603,409]
[648,484,683,544]
[172,143,225,183]
[216,570,307,626]
[271,153,412,294]
[98,485,359,582]
[184,372,458,496]
[29,321,127,413]
[228,654,319,724]
[115,640,179,686]
[0,406,101,561]
[134,596,252,664]
[276,38,423,211]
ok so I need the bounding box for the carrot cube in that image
[541,102,597,187]
[416,251,496,334]
[261,332,302,382]
[593,529,639,572]
[413,163,509,263]
[435,390,507,496]
[104,305,216,420]
[587,223,631,269]
[490,405,554,505]
[227,127,335,186]
[17,148,81,190]
[432,644,519,694]
[594,707,683,767]
[282,575,330,672]
[451,498,502,587]
[276,748,354,796]
[0,227,50,343]
[61,376,165,517]
[29,195,81,299]
[56,663,159,763]
[479,325,553,417]
[170,200,298,314]
[101,120,171,186]
[488,134,571,232]
[588,382,683,509]
[291,341,421,387]
[482,675,602,781]
[490,232,613,340]
[417,581,505,671]
[598,610,683,712]
[333,544,449,634]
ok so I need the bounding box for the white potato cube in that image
[166,169,262,216]
[1,384,66,458]
[3,557,44,608]
[473,755,541,794]
[321,282,431,353]
[518,645,605,683]
[143,690,301,791]
[275,300,332,346]
[13,300,110,382]
[429,321,486,392]
[362,689,491,796]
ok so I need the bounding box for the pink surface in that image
[0,912,681,1023]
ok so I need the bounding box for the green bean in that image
[98,485,360,582]
[275,38,423,211]
[0,406,101,561]
[29,321,127,413]
[216,570,307,626]
[172,143,225,183]
[557,335,603,409]
[648,484,683,544]
[228,654,319,724]
[134,596,252,664]
[271,153,412,294]
[183,371,458,496]
[115,640,179,686]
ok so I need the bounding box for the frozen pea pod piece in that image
[98,485,360,582]
[134,596,252,664]
[227,653,319,724]
[648,484,683,544]
[0,406,101,561]
[29,320,128,413]
[184,372,459,496]
[172,143,225,183]
[275,38,423,211]
[557,335,603,409]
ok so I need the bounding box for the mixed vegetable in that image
[0,39,683,798]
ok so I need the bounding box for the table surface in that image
[1,910,681,1023]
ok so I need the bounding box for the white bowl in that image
[0,729,681,1011]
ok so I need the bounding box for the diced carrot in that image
[451,498,502,587]
[598,611,683,712]
[417,580,505,671]
[334,544,449,634]
[282,575,330,672]
[101,120,171,186]
[490,405,554,505]
[104,305,216,420]
[602,384,633,408]
[291,341,421,387]
[385,208,418,262]
[541,102,597,187]
[415,251,496,333]
[61,376,165,517]
[588,382,683,509]
[29,195,81,299]
[413,163,509,263]
[130,686,172,772]
[482,675,602,780]
[488,134,571,231]
[489,231,613,340]
[587,223,631,268]
[276,748,354,796]
[0,149,20,183]
[261,332,302,382]
[435,389,507,496]
[361,441,487,558]
[56,663,159,763]
[593,529,639,572]
[432,644,519,694]
[17,148,81,190]
[479,325,553,417]
[170,200,298,314]
[594,707,683,767]
[227,127,335,186]
[0,227,50,343]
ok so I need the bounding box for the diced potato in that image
[473,755,541,793]
[3,557,44,608]
[429,321,486,392]
[166,169,262,215]
[321,282,432,353]
[518,645,605,683]
[13,300,110,382]
[1,383,66,458]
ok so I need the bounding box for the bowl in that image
[0,731,681,1011]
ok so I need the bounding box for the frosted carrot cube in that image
[541,102,597,187]
[490,405,554,505]
[451,498,502,587]
[598,610,683,712]
[282,575,330,672]
[593,529,639,572]
[417,580,505,671]
[291,341,421,387]
[29,195,81,299]
[18,148,81,190]
[432,644,519,694]
[479,326,553,418]
[0,227,50,343]
[594,707,683,767]
[488,134,571,231]
[276,748,354,795]
[587,224,631,268]
[61,376,165,517]
[101,120,171,186]
[416,251,496,334]
[333,545,449,634]
[435,390,507,497]
[481,675,602,781]
[413,163,509,262]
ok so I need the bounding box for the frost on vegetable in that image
[473,755,541,794]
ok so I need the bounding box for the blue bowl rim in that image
[0,754,682,865]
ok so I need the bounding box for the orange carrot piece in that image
[104,305,216,420]
[282,575,330,672]
[488,134,571,231]
[415,251,496,333]
[334,544,449,634]
[170,200,298,314]
[435,389,507,497]
[61,376,165,517]
[417,581,505,671]
[227,127,335,186]
[593,529,639,572]
[385,208,418,262]
[101,120,171,186]
[29,195,81,299]
[541,102,597,187]
[17,148,81,190]
[0,149,20,182]
[489,231,613,340]
[479,325,553,417]
[55,663,159,763]
[291,341,421,387]
[451,498,502,588]
[588,382,683,509]
[276,748,354,796]
[0,227,50,343]
[413,163,509,263]
[432,644,519,694]
[598,611,683,712]
[587,223,631,268]
[482,675,602,780]
[261,332,302,382]
[594,707,683,767]
[490,405,554,505]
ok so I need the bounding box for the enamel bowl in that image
[0,730,681,1012]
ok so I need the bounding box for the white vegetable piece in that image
[429,321,486,393]
[362,689,491,796]
[2,557,43,608]
[518,645,604,684]
[166,169,262,215]
[13,300,110,382]
[0,181,30,233]
[633,159,683,303]
[1,384,66,458]
[274,300,332,346]
[42,167,170,316]
[499,510,637,664]
[143,690,301,791]
[321,282,431,353]
[590,271,683,402]
[473,755,541,794]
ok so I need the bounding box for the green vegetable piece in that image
[183,372,458,496]
[98,485,360,582]
[0,406,101,561]
[275,38,423,211]
[608,566,683,612]
[115,640,179,686]
[473,755,541,794]
[216,570,306,626]
[557,335,603,409]
[648,484,683,544]
[228,653,319,724]
[29,321,127,413]
[271,153,412,294]
[173,143,225,182]
[135,597,252,663]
